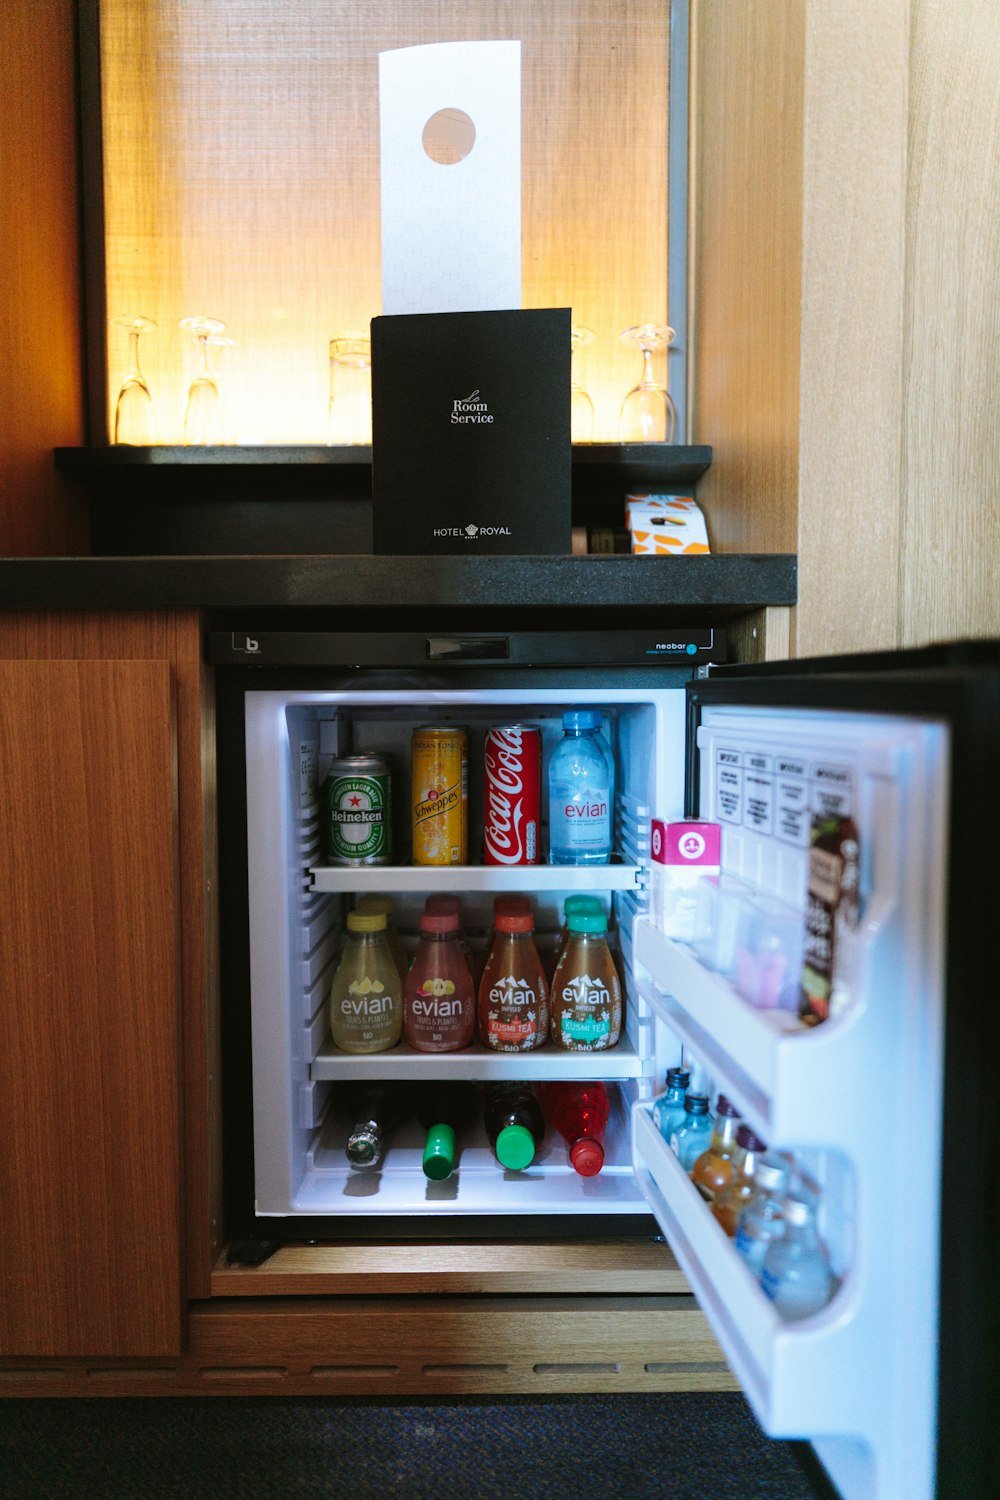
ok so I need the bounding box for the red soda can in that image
[484,724,541,865]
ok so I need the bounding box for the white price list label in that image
[775,756,810,846]
[811,762,853,818]
[715,747,744,824]
[743,752,774,833]
[299,739,318,807]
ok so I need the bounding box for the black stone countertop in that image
[0,553,796,617]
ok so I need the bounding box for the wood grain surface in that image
[211,1237,690,1297]
[0,656,183,1355]
[0,612,220,1309]
[0,0,87,555]
[901,0,1000,645]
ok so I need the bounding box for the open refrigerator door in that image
[631,697,949,1500]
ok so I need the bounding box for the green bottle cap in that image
[422,1123,457,1181]
[495,1123,537,1171]
[564,894,603,918]
[567,910,608,934]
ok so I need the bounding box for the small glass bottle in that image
[690,1095,742,1203]
[760,1189,836,1320]
[734,1153,791,1276]
[329,911,402,1054]
[652,1066,691,1143]
[339,1080,413,1169]
[712,1125,768,1236]
[550,909,622,1051]
[670,1092,712,1170]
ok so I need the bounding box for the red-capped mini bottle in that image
[404,910,475,1052]
[478,909,549,1052]
[539,1080,611,1177]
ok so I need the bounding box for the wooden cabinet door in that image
[0,660,183,1356]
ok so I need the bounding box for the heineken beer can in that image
[324,754,392,866]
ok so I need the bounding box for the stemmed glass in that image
[111,315,157,444]
[570,325,595,444]
[180,316,227,444]
[619,323,677,443]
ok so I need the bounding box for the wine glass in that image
[327,336,372,445]
[180,316,227,444]
[111,315,157,444]
[619,323,676,443]
[570,325,595,444]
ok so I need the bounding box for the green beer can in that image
[324,754,392,865]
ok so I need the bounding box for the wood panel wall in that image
[0,0,88,555]
[0,613,220,1308]
[901,0,1000,646]
[690,0,999,658]
[687,0,804,561]
[99,0,671,445]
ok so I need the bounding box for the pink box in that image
[651,820,722,938]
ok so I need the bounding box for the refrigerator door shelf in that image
[632,1106,874,1441]
[310,1034,648,1082]
[633,908,893,1152]
[310,862,644,894]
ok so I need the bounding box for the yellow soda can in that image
[411,727,468,865]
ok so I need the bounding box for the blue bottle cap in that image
[562,710,603,732]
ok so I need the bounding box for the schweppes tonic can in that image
[325,754,392,866]
[411,727,468,866]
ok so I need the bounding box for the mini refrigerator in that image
[209,626,999,1500]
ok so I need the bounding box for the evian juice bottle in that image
[550,909,622,1051]
[329,912,402,1054]
[404,910,475,1052]
[478,910,549,1052]
[484,724,540,865]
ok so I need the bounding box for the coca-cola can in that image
[484,724,541,865]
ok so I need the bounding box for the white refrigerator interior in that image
[244,685,686,1219]
[244,681,948,1500]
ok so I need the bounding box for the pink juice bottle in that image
[403,910,476,1052]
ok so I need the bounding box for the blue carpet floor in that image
[0,1392,832,1499]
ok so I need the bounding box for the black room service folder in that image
[371,307,571,555]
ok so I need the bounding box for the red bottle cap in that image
[425,895,461,916]
[495,911,534,933]
[494,895,532,917]
[569,1137,605,1177]
[419,911,460,935]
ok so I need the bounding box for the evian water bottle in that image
[484,724,540,865]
